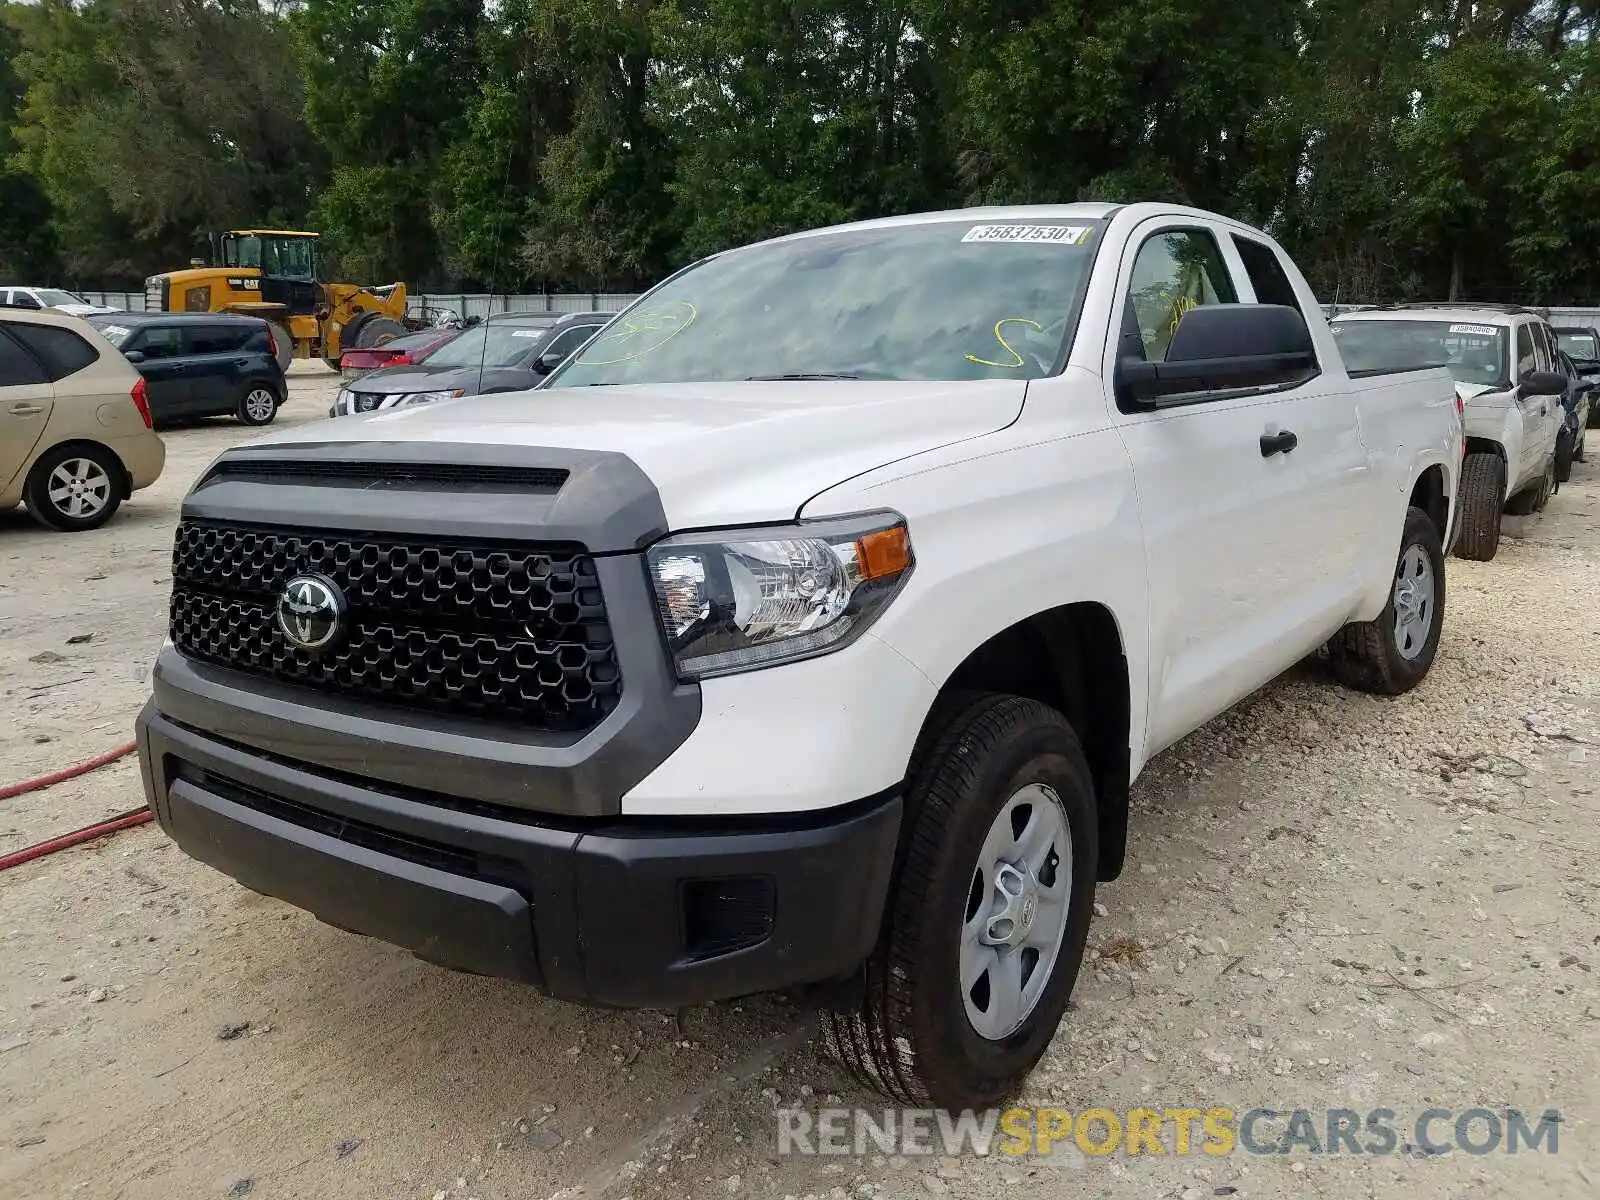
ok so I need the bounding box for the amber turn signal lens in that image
[856,525,912,580]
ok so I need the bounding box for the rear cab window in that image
[7,322,99,380]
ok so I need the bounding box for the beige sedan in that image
[0,307,165,531]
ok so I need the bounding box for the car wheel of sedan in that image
[23,443,123,532]
[1328,505,1445,695]
[826,693,1098,1110]
[237,386,280,426]
[1555,433,1574,485]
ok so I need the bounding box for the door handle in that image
[9,403,45,416]
[1260,429,1299,457]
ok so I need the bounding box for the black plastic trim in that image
[138,705,902,1008]
[188,441,670,553]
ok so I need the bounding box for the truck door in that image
[1512,322,1552,486]
[1106,221,1364,756]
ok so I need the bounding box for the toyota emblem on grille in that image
[276,574,345,652]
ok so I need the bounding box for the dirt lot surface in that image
[2,371,1597,1199]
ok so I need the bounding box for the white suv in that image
[1333,304,1565,560]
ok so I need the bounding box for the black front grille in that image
[204,460,570,492]
[169,520,622,732]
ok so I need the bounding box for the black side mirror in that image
[123,349,146,364]
[1519,370,1567,398]
[1116,304,1318,407]
[533,349,567,375]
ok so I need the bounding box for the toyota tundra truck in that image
[137,204,1461,1109]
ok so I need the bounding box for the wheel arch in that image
[29,437,132,499]
[917,602,1132,882]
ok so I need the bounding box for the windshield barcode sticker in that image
[962,224,1092,246]
[510,329,543,337]
[1449,324,1497,337]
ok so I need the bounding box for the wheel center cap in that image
[1017,892,1038,936]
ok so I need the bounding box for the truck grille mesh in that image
[168,520,621,732]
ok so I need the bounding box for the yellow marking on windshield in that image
[576,301,698,365]
[965,318,1043,369]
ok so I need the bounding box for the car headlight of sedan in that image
[389,388,465,408]
[647,512,913,680]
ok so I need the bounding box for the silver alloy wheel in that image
[46,457,112,520]
[244,388,277,422]
[961,783,1073,1041]
[1392,543,1435,661]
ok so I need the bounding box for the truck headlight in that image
[647,513,913,680]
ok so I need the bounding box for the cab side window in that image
[1124,230,1238,363]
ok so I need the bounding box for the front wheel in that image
[237,386,280,426]
[1555,432,1574,485]
[826,694,1098,1110]
[1328,505,1445,695]
[23,444,123,532]
[1453,450,1504,561]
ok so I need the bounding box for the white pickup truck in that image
[137,203,1461,1109]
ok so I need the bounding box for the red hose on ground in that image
[0,741,138,801]
[0,808,153,871]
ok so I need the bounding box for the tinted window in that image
[1125,229,1238,363]
[1231,236,1300,310]
[0,326,49,386]
[543,323,602,359]
[129,326,183,359]
[8,291,42,310]
[8,323,98,380]
[1515,324,1536,378]
[184,324,247,355]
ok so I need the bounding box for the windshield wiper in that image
[746,372,864,381]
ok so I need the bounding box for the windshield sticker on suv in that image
[101,325,131,340]
[574,301,697,366]
[1449,324,1497,337]
[962,224,1092,246]
[965,317,1043,369]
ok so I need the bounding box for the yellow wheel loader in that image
[143,231,410,371]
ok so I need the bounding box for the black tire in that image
[265,319,294,372]
[1555,432,1574,485]
[354,316,406,348]
[1576,426,1587,464]
[23,443,124,532]
[237,384,280,426]
[339,311,370,357]
[1589,402,1600,430]
[1453,450,1504,561]
[1328,505,1445,695]
[826,693,1098,1110]
[1533,453,1555,511]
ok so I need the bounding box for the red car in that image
[339,328,459,381]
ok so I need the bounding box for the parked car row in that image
[1331,302,1591,560]
[328,309,611,416]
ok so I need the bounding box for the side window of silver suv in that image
[1515,323,1538,380]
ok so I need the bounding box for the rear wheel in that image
[1328,505,1445,695]
[265,319,294,372]
[1555,431,1575,485]
[1532,453,1556,511]
[237,385,279,426]
[23,444,123,532]
[826,693,1098,1109]
[1453,450,1504,561]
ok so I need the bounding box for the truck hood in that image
[1456,381,1503,405]
[345,363,532,396]
[246,379,1026,527]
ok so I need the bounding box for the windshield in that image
[1333,319,1507,386]
[420,322,549,369]
[547,219,1105,386]
[89,318,134,347]
[36,288,87,306]
[1558,331,1598,360]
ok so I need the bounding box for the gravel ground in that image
[2,373,1596,1199]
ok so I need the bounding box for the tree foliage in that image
[3,0,1600,302]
